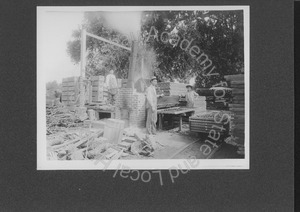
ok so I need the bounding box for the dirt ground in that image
[173,141,244,159]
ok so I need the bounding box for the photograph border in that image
[37,5,250,170]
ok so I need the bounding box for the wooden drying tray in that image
[157,107,196,131]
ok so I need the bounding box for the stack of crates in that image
[91,76,108,103]
[61,76,79,105]
[225,74,245,145]
[189,110,232,136]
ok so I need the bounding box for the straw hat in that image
[150,76,157,82]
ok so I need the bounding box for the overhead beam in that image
[86,32,131,51]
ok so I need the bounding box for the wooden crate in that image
[90,76,105,82]
[90,76,105,102]
[61,76,79,105]
[103,119,125,144]
[62,95,76,101]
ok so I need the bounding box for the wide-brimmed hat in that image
[186,84,193,88]
[150,77,157,82]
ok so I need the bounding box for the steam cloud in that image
[102,11,142,40]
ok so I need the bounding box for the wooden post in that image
[127,41,138,89]
[80,28,86,107]
[87,79,92,104]
[158,114,163,130]
[179,115,183,131]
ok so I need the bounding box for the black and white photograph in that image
[37,6,249,170]
[1,0,295,210]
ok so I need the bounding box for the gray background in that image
[0,0,294,211]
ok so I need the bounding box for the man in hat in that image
[145,77,163,135]
[185,84,199,108]
[105,70,118,105]
[54,89,62,106]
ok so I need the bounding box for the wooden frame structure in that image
[79,28,132,107]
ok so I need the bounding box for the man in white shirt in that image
[185,85,199,108]
[146,77,163,135]
[105,70,118,104]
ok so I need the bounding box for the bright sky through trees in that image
[38,11,83,83]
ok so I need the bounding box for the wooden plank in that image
[232,100,245,104]
[92,93,106,97]
[190,128,227,134]
[62,96,75,101]
[231,80,244,84]
[232,90,244,94]
[233,96,244,100]
[229,107,245,112]
[189,121,228,127]
[231,84,244,88]
[189,121,226,127]
[62,87,75,91]
[232,93,244,97]
[62,76,78,82]
[232,115,245,119]
[190,124,227,130]
[62,91,76,95]
[92,82,105,87]
[190,124,226,130]
[62,82,76,87]
[224,74,244,81]
[90,76,105,81]
[190,127,226,132]
[189,117,228,123]
[92,79,104,83]
[228,104,244,107]
[92,96,103,101]
[92,94,106,98]
[92,95,107,99]
[92,86,104,92]
[92,97,107,102]
[92,92,107,97]
[158,108,195,115]
[62,94,75,97]
[157,95,180,107]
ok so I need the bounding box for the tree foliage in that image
[140,10,244,87]
[67,12,131,79]
[67,10,244,87]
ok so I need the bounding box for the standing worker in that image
[146,77,163,135]
[185,85,199,108]
[105,70,118,105]
[54,90,62,106]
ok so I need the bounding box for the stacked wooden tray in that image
[91,76,108,103]
[206,96,231,110]
[157,82,188,96]
[204,88,232,110]
[189,110,231,135]
[157,95,180,109]
[224,74,245,145]
[61,76,79,105]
